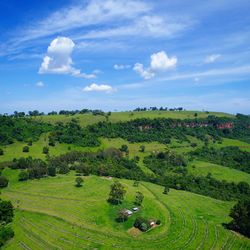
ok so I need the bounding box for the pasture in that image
[1,168,250,249]
[33,110,234,126]
[188,160,250,185]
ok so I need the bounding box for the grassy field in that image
[1,168,250,250]
[214,138,250,152]
[188,160,250,185]
[33,110,234,126]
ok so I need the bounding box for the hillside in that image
[33,110,234,126]
[0,110,250,249]
[1,168,250,250]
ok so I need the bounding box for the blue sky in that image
[0,0,250,114]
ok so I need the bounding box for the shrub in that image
[42,146,49,154]
[0,149,4,156]
[0,199,14,223]
[18,171,29,181]
[156,219,161,225]
[75,177,83,187]
[48,166,56,177]
[0,225,14,247]
[134,217,150,232]
[27,140,32,146]
[22,146,29,152]
[0,176,8,188]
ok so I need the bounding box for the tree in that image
[163,185,170,194]
[75,177,83,187]
[134,191,144,206]
[48,136,55,146]
[48,166,56,177]
[22,146,29,152]
[108,181,126,205]
[117,209,129,222]
[120,144,128,152]
[27,140,32,146]
[42,146,49,154]
[140,145,145,152]
[0,149,4,156]
[227,199,250,238]
[133,180,139,187]
[18,171,29,181]
[0,199,14,224]
[0,176,8,188]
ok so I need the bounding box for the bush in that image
[134,217,150,232]
[48,166,56,177]
[0,199,14,223]
[75,177,83,187]
[22,146,29,152]
[42,146,49,154]
[0,176,8,188]
[0,149,4,156]
[27,140,32,146]
[18,171,29,181]
[156,219,161,225]
[226,199,250,238]
[0,225,14,247]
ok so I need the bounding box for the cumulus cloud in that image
[39,37,95,78]
[204,54,221,63]
[36,81,44,87]
[114,64,131,70]
[83,83,115,93]
[134,51,177,79]
[133,63,155,80]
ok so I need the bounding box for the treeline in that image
[0,116,51,145]
[190,146,250,174]
[133,106,184,111]
[3,109,107,117]
[143,151,250,201]
[10,149,145,181]
[50,119,100,147]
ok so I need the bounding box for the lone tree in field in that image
[0,148,4,156]
[0,176,9,188]
[108,181,126,205]
[163,185,170,194]
[120,144,128,153]
[133,180,139,187]
[227,199,250,238]
[134,191,144,206]
[75,177,84,187]
[117,208,129,222]
[140,145,145,152]
[22,146,29,152]
[43,146,49,154]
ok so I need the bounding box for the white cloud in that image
[79,15,191,40]
[20,0,151,42]
[204,54,221,63]
[39,37,95,78]
[114,64,131,70]
[134,51,177,79]
[36,81,44,87]
[83,83,115,93]
[133,63,155,80]
[150,51,177,71]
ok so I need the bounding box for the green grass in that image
[215,138,250,152]
[188,160,250,185]
[0,134,97,163]
[34,110,234,126]
[1,168,249,249]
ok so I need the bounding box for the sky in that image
[0,0,250,114]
